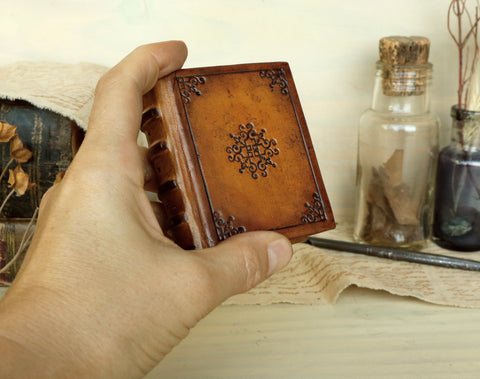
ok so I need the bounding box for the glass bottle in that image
[353,36,439,248]
[432,107,480,251]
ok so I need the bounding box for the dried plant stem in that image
[16,207,38,253]
[0,158,14,184]
[448,0,480,108]
[0,189,15,216]
[467,162,480,196]
[0,207,38,276]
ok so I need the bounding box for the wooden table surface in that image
[2,285,479,378]
[148,287,480,378]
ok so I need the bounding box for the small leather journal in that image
[142,62,335,249]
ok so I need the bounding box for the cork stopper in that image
[379,36,430,65]
[378,36,431,96]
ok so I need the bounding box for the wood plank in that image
[149,287,480,378]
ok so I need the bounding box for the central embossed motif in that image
[226,123,280,179]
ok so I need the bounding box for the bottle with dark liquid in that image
[433,106,480,251]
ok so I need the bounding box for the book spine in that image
[141,77,196,249]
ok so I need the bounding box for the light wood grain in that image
[147,287,480,378]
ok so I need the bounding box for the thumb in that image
[200,232,293,302]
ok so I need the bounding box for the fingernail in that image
[267,238,293,276]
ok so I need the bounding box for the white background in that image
[0,0,457,222]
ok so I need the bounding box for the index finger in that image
[86,41,188,148]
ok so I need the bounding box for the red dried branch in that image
[448,0,480,108]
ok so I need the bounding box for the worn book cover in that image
[142,62,335,249]
[0,99,79,218]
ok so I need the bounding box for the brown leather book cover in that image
[142,62,335,249]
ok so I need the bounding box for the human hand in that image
[0,41,293,378]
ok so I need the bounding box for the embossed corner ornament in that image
[260,68,289,95]
[214,211,246,241]
[176,75,206,103]
[226,123,280,179]
[302,192,327,223]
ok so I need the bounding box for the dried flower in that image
[8,165,35,196]
[9,135,33,163]
[0,121,17,143]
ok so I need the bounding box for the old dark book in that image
[0,99,82,218]
[0,100,81,284]
[141,62,335,249]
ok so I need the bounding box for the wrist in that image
[0,284,109,378]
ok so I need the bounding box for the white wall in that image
[0,0,458,222]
